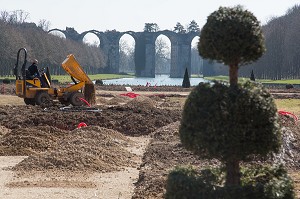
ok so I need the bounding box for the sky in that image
[1,0,299,43]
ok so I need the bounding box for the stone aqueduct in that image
[48,28,199,78]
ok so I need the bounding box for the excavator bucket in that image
[61,54,96,105]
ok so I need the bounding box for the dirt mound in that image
[125,95,158,111]
[273,126,300,168]
[0,104,180,136]
[13,126,138,172]
[104,97,180,136]
[273,114,300,169]
[159,99,183,110]
[105,95,131,105]
[0,126,68,156]
[133,122,220,199]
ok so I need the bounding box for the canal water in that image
[102,75,209,86]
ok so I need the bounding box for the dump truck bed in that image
[61,54,93,84]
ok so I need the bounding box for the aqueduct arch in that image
[48,28,199,77]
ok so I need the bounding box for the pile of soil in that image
[13,126,137,172]
[0,95,180,175]
[275,115,300,169]
[103,95,131,105]
[0,96,180,136]
[0,126,68,156]
[125,95,159,111]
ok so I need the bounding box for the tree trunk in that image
[229,64,238,87]
[225,160,241,186]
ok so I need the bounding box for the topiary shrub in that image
[182,68,191,88]
[241,165,295,199]
[165,166,221,199]
[179,81,281,185]
[250,70,256,81]
[285,84,293,89]
[95,79,103,85]
[178,5,293,194]
[2,78,11,84]
[198,5,265,87]
[166,165,294,199]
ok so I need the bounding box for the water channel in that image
[102,75,209,86]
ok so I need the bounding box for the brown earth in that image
[0,84,299,198]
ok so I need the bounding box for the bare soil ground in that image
[0,84,299,198]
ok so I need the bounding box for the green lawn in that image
[51,74,134,83]
[1,74,134,83]
[275,99,300,115]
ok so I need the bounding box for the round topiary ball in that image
[179,81,281,162]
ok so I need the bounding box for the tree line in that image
[206,5,300,80]
[0,10,106,77]
[239,4,300,80]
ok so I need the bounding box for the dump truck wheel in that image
[35,92,51,105]
[24,98,35,105]
[69,92,84,106]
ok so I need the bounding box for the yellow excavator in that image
[13,48,96,106]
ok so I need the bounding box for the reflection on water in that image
[103,75,209,86]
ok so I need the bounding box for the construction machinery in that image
[13,48,96,106]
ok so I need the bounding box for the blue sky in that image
[1,0,299,33]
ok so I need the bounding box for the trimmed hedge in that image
[95,79,103,85]
[2,78,11,84]
[165,165,294,199]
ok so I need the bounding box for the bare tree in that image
[155,37,170,74]
[191,46,202,75]
[0,11,10,23]
[9,10,30,24]
[38,19,51,31]
[240,4,300,80]
[119,39,134,73]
